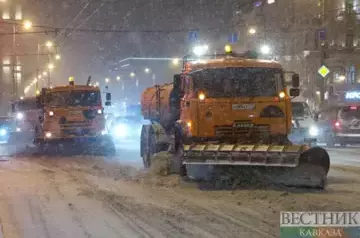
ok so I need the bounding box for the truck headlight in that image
[0,129,7,136]
[115,124,127,137]
[309,126,319,137]
[45,132,52,138]
[16,112,24,120]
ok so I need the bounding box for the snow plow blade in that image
[182,144,330,189]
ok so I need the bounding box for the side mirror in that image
[173,74,181,91]
[289,88,300,97]
[106,92,111,101]
[105,101,111,106]
[292,73,300,88]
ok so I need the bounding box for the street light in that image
[144,68,150,74]
[48,63,54,70]
[45,41,53,48]
[193,44,209,56]
[105,78,110,83]
[55,54,61,60]
[338,75,346,81]
[172,58,180,66]
[23,20,33,30]
[260,44,271,55]
[248,27,256,35]
[43,71,47,76]
[95,81,100,87]
[130,72,135,78]
[116,76,120,81]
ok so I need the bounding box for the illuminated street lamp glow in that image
[105,78,110,83]
[55,54,61,60]
[43,71,47,76]
[130,72,135,78]
[193,44,209,56]
[23,20,33,30]
[116,76,120,81]
[316,91,321,95]
[172,58,180,66]
[20,96,24,100]
[338,75,346,81]
[260,44,271,55]
[45,41,53,48]
[144,68,150,73]
[248,27,256,35]
[48,63,54,70]
[95,81,100,86]
[38,75,42,79]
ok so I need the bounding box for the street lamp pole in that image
[12,24,17,99]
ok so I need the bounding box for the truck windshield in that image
[192,67,283,98]
[46,91,101,107]
[12,99,37,112]
[338,107,360,120]
[292,102,311,118]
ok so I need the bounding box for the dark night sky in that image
[19,0,239,99]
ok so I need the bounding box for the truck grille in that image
[60,121,93,136]
[214,124,270,138]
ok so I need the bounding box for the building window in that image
[2,9,9,20]
[15,5,22,20]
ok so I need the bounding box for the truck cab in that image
[34,78,115,155]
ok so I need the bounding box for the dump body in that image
[141,83,176,127]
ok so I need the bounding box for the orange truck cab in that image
[34,77,115,155]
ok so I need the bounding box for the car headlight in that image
[309,126,319,137]
[16,112,24,120]
[115,124,128,137]
[0,129,7,136]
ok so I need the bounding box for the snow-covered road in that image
[0,142,357,237]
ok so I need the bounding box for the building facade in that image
[233,0,360,108]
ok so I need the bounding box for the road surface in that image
[0,141,358,237]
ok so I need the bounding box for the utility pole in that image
[12,24,17,100]
[319,0,328,104]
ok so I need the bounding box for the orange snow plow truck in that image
[140,49,330,188]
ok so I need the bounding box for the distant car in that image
[316,105,360,147]
[0,117,17,143]
[289,102,318,145]
[110,116,143,141]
